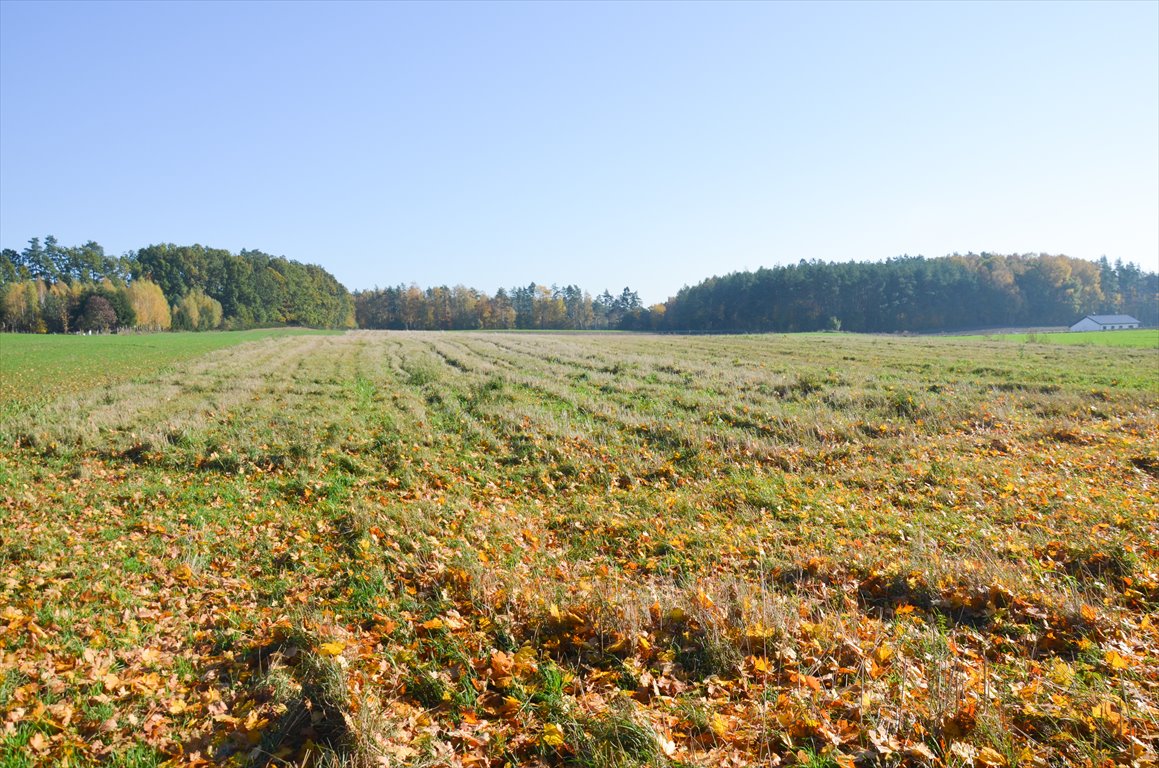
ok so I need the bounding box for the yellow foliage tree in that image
[126,280,172,331]
[172,290,222,331]
[1,280,46,332]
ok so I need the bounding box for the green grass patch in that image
[0,328,340,406]
[967,328,1158,348]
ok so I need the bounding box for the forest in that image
[2,240,1155,334]
[0,238,355,332]
[353,284,650,331]
[349,253,1156,333]
[658,253,1158,333]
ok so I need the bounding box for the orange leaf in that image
[490,650,514,676]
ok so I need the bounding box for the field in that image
[0,329,338,409]
[1,331,1156,768]
[966,330,1159,349]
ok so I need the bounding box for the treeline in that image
[0,237,355,333]
[4,241,1153,336]
[354,284,654,330]
[659,254,1157,333]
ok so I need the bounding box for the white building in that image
[1069,314,1141,332]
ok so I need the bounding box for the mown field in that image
[1,331,1156,768]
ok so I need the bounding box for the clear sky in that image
[1,1,1156,304]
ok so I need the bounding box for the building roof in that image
[1082,315,1140,325]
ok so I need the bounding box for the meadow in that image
[968,329,1158,349]
[1,331,1156,768]
[0,329,338,409]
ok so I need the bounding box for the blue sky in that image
[1,1,1156,304]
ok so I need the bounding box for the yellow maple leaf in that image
[710,714,728,737]
[1091,701,1120,725]
[541,722,566,748]
[317,641,345,656]
[1104,650,1129,670]
[606,634,630,654]
[1047,659,1074,686]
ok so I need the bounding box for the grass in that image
[1,330,1156,767]
[0,327,338,407]
[965,327,1158,348]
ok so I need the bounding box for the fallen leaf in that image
[1104,649,1129,670]
[976,746,1007,766]
[541,722,566,748]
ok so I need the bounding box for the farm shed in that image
[1069,314,1141,331]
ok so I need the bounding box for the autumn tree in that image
[78,294,117,332]
[1,236,354,331]
[43,282,84,333]
[0,280,45,332]
[127,280,172,330]
[172,290,223,331]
